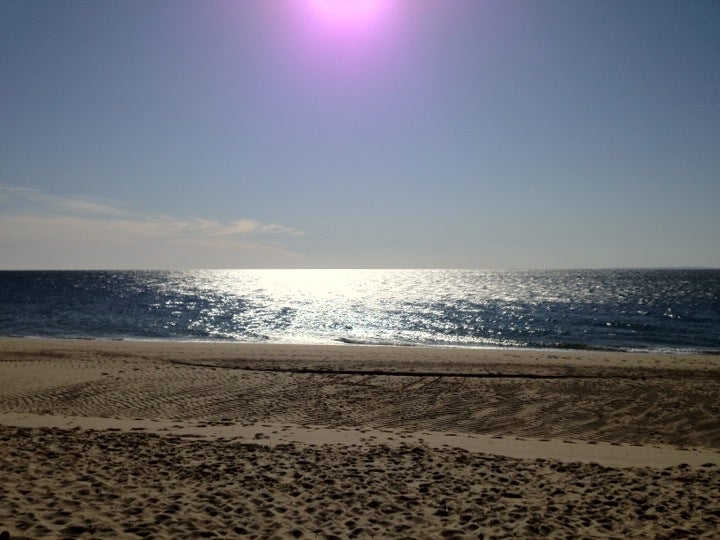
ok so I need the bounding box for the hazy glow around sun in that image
[283,0,405,76]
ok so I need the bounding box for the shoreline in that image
[3,333,718,356]
[2,338,719,538]
[4,335,720,360]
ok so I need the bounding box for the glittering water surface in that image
[1,269,718,352]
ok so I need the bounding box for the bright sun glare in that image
[306,0,392,26]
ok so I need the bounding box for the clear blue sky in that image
[1,0,718,269]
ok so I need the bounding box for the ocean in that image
[0,269,718,353]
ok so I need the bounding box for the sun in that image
[305,0,393,27]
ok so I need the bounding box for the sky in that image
[1,0,718,269]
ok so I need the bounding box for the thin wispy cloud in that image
[0,186,131,218]
[0,186,305,269]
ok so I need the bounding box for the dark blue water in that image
[0,269,718,353]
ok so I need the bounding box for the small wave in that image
[540,342,629,352]
[334,337,416,347]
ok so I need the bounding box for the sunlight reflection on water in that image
[1,269,718,352]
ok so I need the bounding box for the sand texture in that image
[1,338,720,538]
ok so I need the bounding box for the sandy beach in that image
[1,338,719,538]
